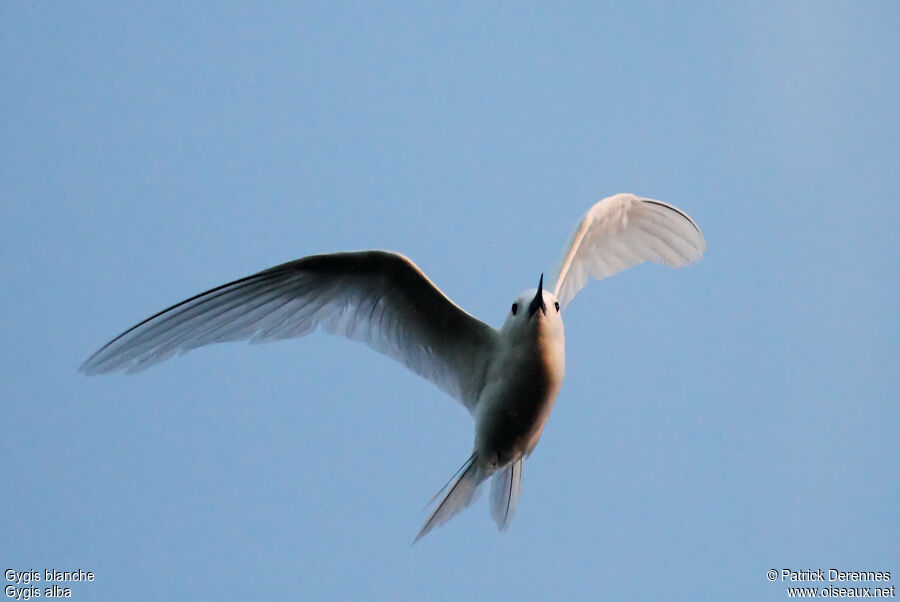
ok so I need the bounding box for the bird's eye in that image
[554,301,560,312]
[511,303,518,316]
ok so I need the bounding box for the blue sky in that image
[2,2,897,600]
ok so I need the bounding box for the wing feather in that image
[81,251,498,409]
[553,194,706,310]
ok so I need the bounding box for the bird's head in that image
[500,274,564,340]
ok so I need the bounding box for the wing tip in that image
[641,197,706,240]
[78,359,118,376]
[78,355,104,376]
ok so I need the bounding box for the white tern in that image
[81,193,706,540]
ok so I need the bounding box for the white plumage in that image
[554,193,706,311]
[81,193,706,540]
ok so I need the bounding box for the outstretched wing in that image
[81,251,498,410]
[553,194,706,310]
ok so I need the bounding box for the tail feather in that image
[490,458,523,531]
[415,453,486,542]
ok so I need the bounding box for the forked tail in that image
[489,457,523,531]
[415,453,486,542]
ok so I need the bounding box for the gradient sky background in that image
[2,2,897,601]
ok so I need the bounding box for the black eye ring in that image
[554,301,560,312]
[511,303,518,316]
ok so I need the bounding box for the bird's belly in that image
[475,357,563,467]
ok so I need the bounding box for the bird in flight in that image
[81,193,706,541]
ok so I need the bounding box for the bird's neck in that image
[499,323,565,380]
